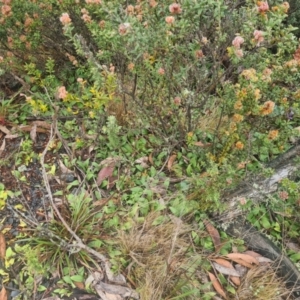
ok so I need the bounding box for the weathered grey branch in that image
[216,142,300,296]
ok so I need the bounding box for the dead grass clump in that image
[117,213,203,300]
[237,263,290,300]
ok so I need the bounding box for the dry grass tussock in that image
[237,262,294,300]
[117,212,205,300]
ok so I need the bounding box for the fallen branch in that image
[215,141,300,296]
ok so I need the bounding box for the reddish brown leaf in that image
[74,281,85,290]
[0,233,6,260]
[208,272,227,299]
[97,165,114,186]
[0,125,10,135]
[226,253,259,269]
[0,287,7,300]
[204,219,221,251]
[167,154,177,171]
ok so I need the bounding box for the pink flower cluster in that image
[257,1,269,13]
[118,23,131,35]
[81,8,91,23]
[253,30,264,45]
[57,86,68,99]
[60,13,71,26]
[169,3,182,14]
[232,36,244,49]
[232,36,244,58]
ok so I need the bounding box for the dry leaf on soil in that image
[0,233,6,260]
[148,152,153,165]
[167,154,177,171]
[204,219,221,251]
[226,253,259,269]
[0,125,10,135]
[0,139,5,155]
[30,123,37,142]
[0,287,7,300]
[212,262,240,277]
[212,258,240,286]
[208,271,227,299]
[97,158,116,186]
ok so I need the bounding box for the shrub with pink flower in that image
[235,49,243,58]
[57,86,68,99]
[253,30,264,45]
[165,16,175,24]
[118,23,131,35]
[169,3,182,14]
[60,13,71,25]
[158,67,165,75]
[232,36,244,49]
[257,1,269,13]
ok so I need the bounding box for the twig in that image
[40,124,110,269]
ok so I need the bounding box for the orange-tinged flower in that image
[60,13,71,25]
[165,16,175,24]
[260,100,275,115]
[254,88,261,100]
[234,100,243,110]
[232,114,244,123]
[235,141,244,150]
[1,4,11,16]
[195,50,204,59]
[268,129,279,140]
[257,1,269,13]
[149,0,158,8]
[57,86,68,99]
[128,63,135,71]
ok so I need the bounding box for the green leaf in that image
[71,275,84,282]
[260,216,271,229]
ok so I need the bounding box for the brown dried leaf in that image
[0,287,7,300]
[212,262,240,277]
[73,281,85,290]
[5,134,19,139]
[0,125,10,135]
[212,259,240,286]
[243,250,261,258]
[226,253,259,268]
[148,152,153,165]
[58,160,73,174]
[167,154,177,171]
[32,120,51,129]
[0,233,6,260]
[204,219,221,251]
[208,272,227,299]
[226,253,259,265]
[97,165,114,186]
[30,123,37,143]
[0,139,5,155]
